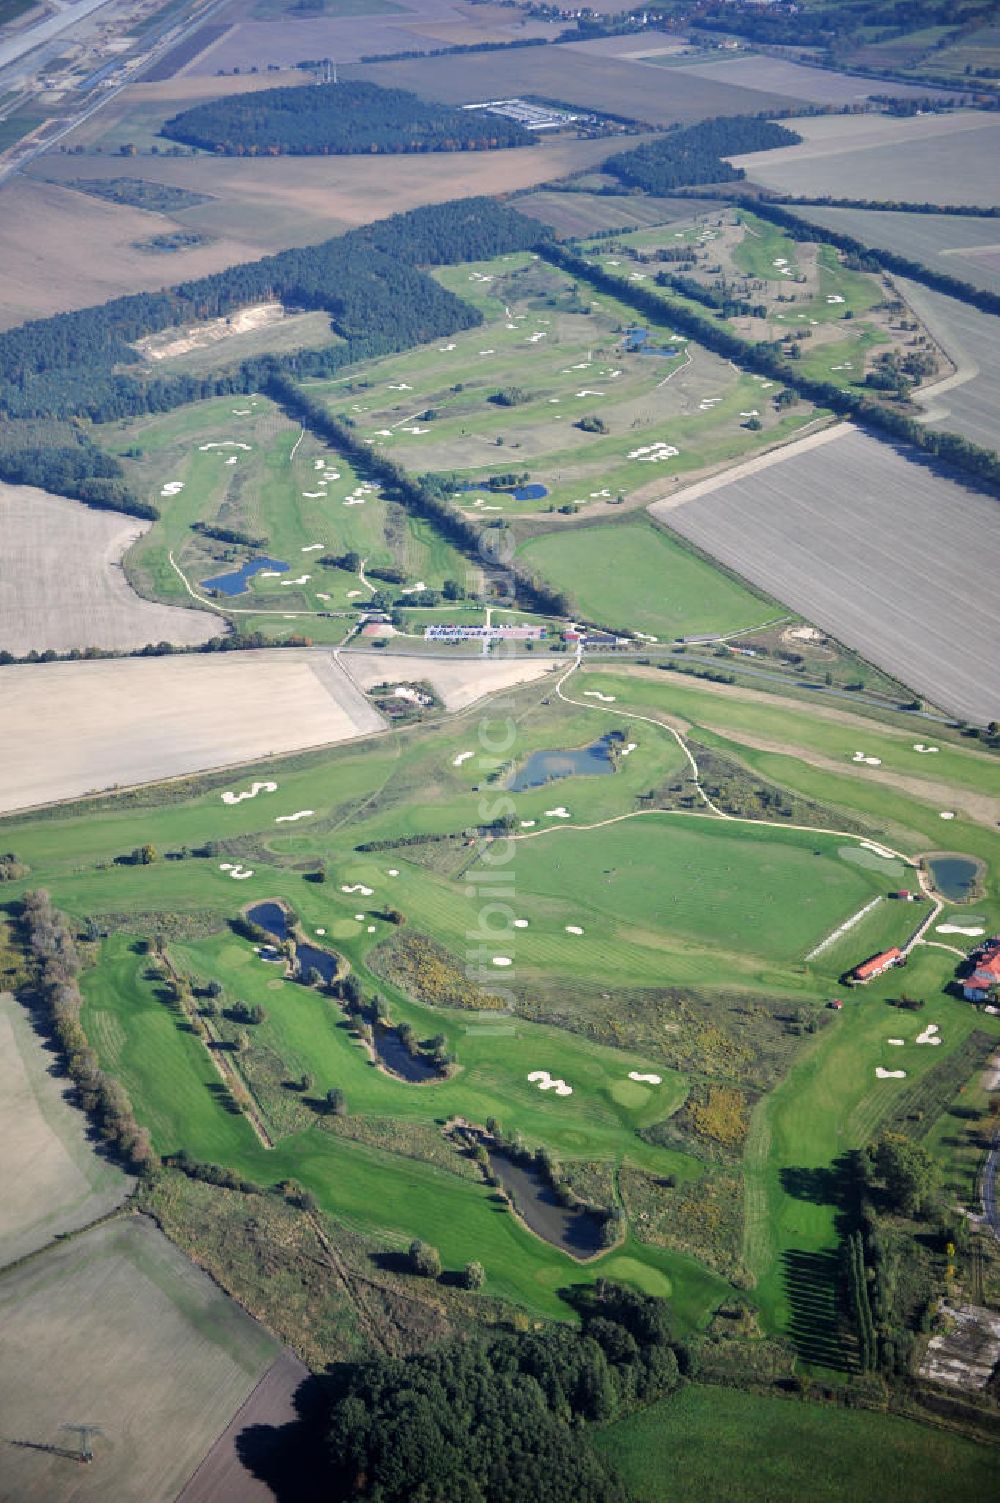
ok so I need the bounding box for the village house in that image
[851,947,902,984]
[962,938,1000,1003]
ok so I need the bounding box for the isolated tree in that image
[462,1260,486,1291]
[870,1132,939,1216]
[326,1087,347,1117]
[408,1240,442,1278]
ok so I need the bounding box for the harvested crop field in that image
[0,1216,279,1503]
[729,112,1000,208]
[654,53,962,106]
[348,45,806,124]
[786,205,1000,297]
[341,649,557,710]
[0,649,386,814]
[0,484,219,653]
[0,991,132,1269]
[895,277,1000,450]
[517,189,721,237]
[651,426,1000,724]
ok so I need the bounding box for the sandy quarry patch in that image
[342,651,556,711]
[135,301,286,361]
[0,484,218,654]
[0,993,132,1270]
[0,649,385,815]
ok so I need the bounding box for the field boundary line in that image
[804,895,883,961]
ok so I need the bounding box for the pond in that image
[926,854,983,904]
[508,483,548,501]
[248,900,287,940]
[247,901,338,984]
[201,556,289,596]
[624,327,680,358]
[488,1149,607,1259]
[507,734,618,793]
[373,1024,441,1083]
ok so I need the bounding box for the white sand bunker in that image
[198,441,251,452]
[222,780,277,804]
[316,927,326,935]
[302,491,326,499]
[225,456,238,466]
[584,691,616,703]
[513,919,529,929]
[876,1067,906,1079]
[827,294,845,304]
[545,807,570,818]
[301,543,323,553]
[565,925,584,936]
[628,441,679,463]
[341,883,374,896]
[354,913,365,921]
[520,819,536,828]
[887,1038,905,1046]
[492,956,513,967]
[232,408,251,415]
[621,742,637,757]
[916,1024,942,1045]
[628,1072,662,1085]
[281,575,311,586]
[219,862,254,880]
[439,343,456,351]
[937,924,984,937]
[388,868,399,877]
[852,752,882,766]
[453,750,474,766]
[913,743,939,753]
[940,811,956,820]
[160,481,185,497]
[367,925,376,933]
[528,1070,572,1097]
[275,810,314,823]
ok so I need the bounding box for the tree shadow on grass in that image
[782,1248,852,1372]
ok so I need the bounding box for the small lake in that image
[247,901,338,984]
[926,855,982,904]
[625,327,680,358]
[488,1149,607,1259]
[508,483,548,501]
[201,556,289,596]
[507,735,617,793]
[373,1024,441,1083]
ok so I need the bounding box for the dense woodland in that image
[603,116,802,195]
[0,427,149,516]
[325,1283,687,1502]
[161,80,535,157]
[0,198,546,477]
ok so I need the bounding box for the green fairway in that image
[517,520,772,638]
[595,1385,999,1503]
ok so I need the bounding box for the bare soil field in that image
[176,1350,311,1503]
[897,277,1000,450]
[348,44,806,124]
[786,205,1000,297]
[654,53,963,106]
[729,111,1000,208]
[0,484,219,653]
[651,426,1000,724]
[341,648,557,710]
[0,177,268,330]
[516,189,718,237]
[0,991,132,1269]
[0,1216,279,1503]
[0,649,387,814]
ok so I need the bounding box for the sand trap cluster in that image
[222,780,277,804]
[453,750,474,766]
[275,809,314,823]
[628,1071,662,1085]
[937,924,984,937]
[545,807,570,818]
[160,481,185,497]
[342,883,374,896]
[916,1023,942,1046]
[528,1070,572,1097]
[628,441,680,463]
[876,1067,906,1079]
[913,743,939,753]
[219,862,253,880]
[852,751,882,766]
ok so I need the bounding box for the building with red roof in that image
[963,939,1000,1003]
[852,947,902,984]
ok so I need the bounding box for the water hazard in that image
[488,1149,607,1259]
[926,855,982,904]
[201,556,289,596]
[507,735,618,793]
[624,327,680,358]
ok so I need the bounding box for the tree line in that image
[541,242,1000,498]
[161,80,536,158]
[0,430,151,517]
[602,115,803,196]
[326,1281,689,1501]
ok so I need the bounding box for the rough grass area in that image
[594,1385,999,1503]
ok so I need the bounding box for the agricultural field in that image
[516,189,717,240]
[574,205,911,398]
[787,205,1000,297]
[654,425,1000,725]
[0,988,132,1267]
[0,1216,280,1502]
[517,519,773,640]
[896,277,1000,450]
[729,110,1000,208]
[0,483,218,654]
[305,249,819,521]
[595,1384,1000,1503]
[647,52,961,107]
